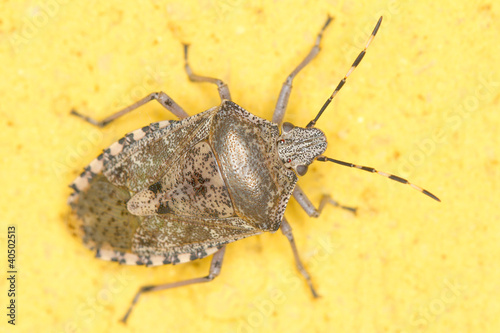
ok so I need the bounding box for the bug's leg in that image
[71,91,189,127]
[293,184,357,217]
[281,217,318,297]
[272,17,332,125]
[120,246,226,324]
[183,44,231,101]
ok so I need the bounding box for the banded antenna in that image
[310,17,440,202]
[307,16,382,128]
[316,156,440,202]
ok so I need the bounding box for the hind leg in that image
[121,246,226,324]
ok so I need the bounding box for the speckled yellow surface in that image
[1,0,499,332]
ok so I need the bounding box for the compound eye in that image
[296,164,308,176]
[282,122,295,133]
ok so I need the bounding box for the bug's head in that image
[277,122,327,176]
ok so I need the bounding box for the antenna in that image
[307,16,383,128]
[316,156,441,202]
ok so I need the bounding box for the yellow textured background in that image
[1,0,498,332]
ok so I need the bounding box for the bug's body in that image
[68,16,438,323]
[69,100,326,266]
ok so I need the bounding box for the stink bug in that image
[67,16,439,323]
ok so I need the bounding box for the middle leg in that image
[280,217,318,297]
[283,185,356,298]
[183,44,231,101]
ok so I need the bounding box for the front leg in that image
[293,184,357,217]
[272,17,332,125]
